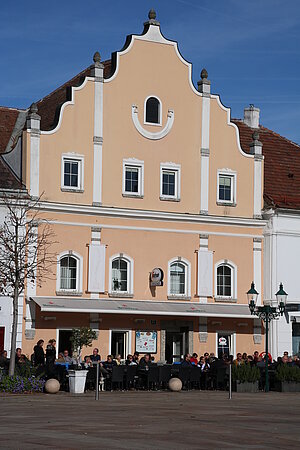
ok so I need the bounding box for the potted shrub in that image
[232,363,260,393]
[275,364,300,392]
[68,327,97,394]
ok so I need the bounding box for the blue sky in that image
[1,0,300,143]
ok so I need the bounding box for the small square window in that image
[122,159,144,198]
[160,164,181,201]
[61,155,84,192]
[217,172,236,205]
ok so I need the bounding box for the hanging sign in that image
[218,336,228,347]
[150,268,164,286]
[135,331,157,353]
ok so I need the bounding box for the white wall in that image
[264,210,300,358]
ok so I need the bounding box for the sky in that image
[1,0,300,143]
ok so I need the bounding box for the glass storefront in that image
[292,322,300,356]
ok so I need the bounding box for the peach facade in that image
[21,16,265,362]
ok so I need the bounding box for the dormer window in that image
[145,96,161,125]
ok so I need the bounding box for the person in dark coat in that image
[33,340,45,366]
[46,339,56,365]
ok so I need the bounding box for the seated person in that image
[114,354,122,365]
[84,356,93,368]
[90,348,101,362]
[0,350,9,370]
[132,352,139,365]
[181,353,192,366]
[62,350,73,364]
[139,353,152,369]
[102,355,116,373]
[190,353,198,365]
[125,354,136,365]
[15,348,29,365]
[56,353,65,363]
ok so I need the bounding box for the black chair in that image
[125,365,137,390]
[147,366,159,390]
[111,365,125,390]
[158,365,172,390]
[190,366,201,389]
[178,366,191,390]
[215,367,227,390]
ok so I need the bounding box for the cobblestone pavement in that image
[0,391,300,449]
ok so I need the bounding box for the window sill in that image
[108,292,134,298]
[144,121,162,127]
[216,201,236,207]
[56,290,83,297]
[61,187,84,193]
[214,297,237,303]
[160,196,180,202]
[122,193,144,199]
[167,295,191,301]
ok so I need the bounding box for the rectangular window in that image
[122,159,144,197]
[217,171,236,205]
[125,167,139,193]
[160,163,181,201]
[61,155,84,192]
[162,171,175,196]
[64,160,79,188]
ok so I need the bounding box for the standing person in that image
[90,348,101,362]
[181,354,192,366]
[46,339,56,366]
[132,352,139,364]
[33,340,45,367]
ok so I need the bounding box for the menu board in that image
[135,331,157,353]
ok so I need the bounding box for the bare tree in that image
[0,192,56,376]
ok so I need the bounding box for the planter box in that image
[275,381,300,392]
[68,370,88,394]
[234,381,259,393]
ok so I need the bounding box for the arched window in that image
[168,258,191,298]
[109,254,134,295]
[145,97,161,124]
[215,262,236,298]
[112,258,128,292]
[60,256,77,290]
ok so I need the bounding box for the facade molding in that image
[132,105,174,140]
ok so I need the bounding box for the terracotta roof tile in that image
[37,59,111,131]
[233,119,300,210]
[0,106,21,154]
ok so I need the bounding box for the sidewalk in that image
[0,391,299,449]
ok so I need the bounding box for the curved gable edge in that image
[211,94,253,159]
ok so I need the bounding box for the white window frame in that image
[56,250,83,295]
[144,95,162,126]
[217,169,237,206]
[214,260,237,301]
[61,153,84,192]
[167,257,191,300]
[109,329,132,360]
[160,162,181,201]
[122,158,144,198]
[109,253,134,297]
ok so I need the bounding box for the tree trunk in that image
[8,285,19,376]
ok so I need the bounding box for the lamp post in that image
[247,282,288,392]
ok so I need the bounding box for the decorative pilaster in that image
[199,317,208,343]
[198,69,211,215]
[25,222,38,339]
[88,226,106,298]
[26,103,41,199]
[253,237,262,306]
[91,52,104,206]
[160,329,166,362]
[250,131,263,219]
[197,234,213,302]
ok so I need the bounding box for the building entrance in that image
[58,330,73,356]
[111,330,129,359]
[292,322,300,356]
[165,329,189,363]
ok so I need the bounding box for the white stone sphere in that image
[45,378,60,394]
[168,377,182,392]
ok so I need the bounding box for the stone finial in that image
[250,129,262,155]
[252,131,260,141]
[148,9,156,20]
[29,102,38,114]
[93,51,101,64]
[201,68,208,80]
[144,8,160,26]
[197,68,211,94]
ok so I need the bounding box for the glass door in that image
[292,323,300,356]
[111,331,128,359]
[217,333,232,359]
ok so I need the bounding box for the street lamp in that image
[247,281,288,392]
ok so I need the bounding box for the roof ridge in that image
[0,105,26,112]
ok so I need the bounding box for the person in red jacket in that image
[190,352,198,365]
